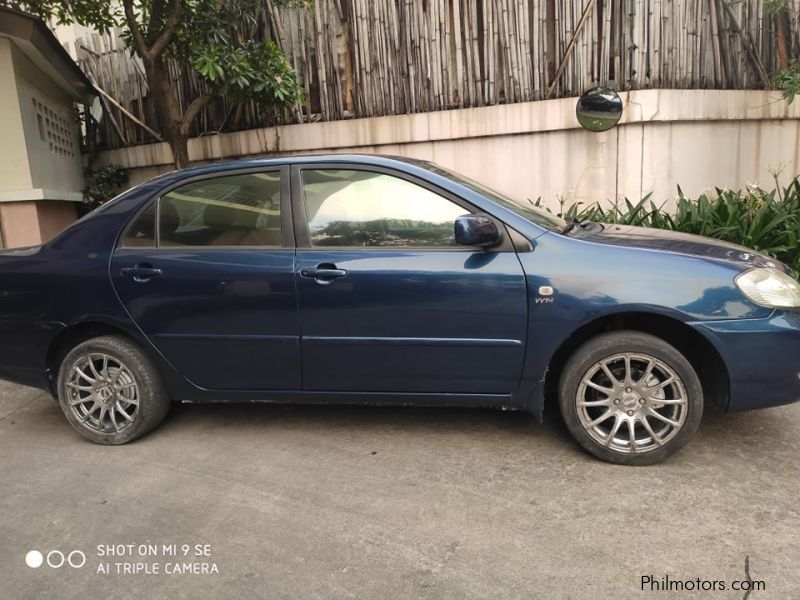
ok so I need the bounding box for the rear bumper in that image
[691,311,800,412]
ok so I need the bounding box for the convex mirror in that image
[576,87,623,132]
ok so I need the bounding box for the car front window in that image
[301,169,468,247]
[422,163,568,232]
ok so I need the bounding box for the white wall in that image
[96,89,800,211]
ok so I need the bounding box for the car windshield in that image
[422,162,568,232]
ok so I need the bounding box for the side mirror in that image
[576,86,623,132]
[455,214,501,248]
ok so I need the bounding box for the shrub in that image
[540,177,800,274]
[81,165,129,215]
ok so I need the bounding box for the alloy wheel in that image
[575,352,688,454]
[66,353,140,434]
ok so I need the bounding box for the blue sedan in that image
[2,155,799,464]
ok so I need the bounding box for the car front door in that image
[293,165,528,395]
[111,167,300,391]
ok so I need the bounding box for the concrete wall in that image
[0,37,84,247]
[98,89,800,212]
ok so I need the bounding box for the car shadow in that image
[21,389,799,464]
[163,400,546,437]
[160,395,782,439]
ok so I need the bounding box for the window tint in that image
[159,172,281,247]
[121,201,156,247]
[301,169,467,247]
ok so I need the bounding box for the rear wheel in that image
[57,335,170,444]
[559,331,703,465]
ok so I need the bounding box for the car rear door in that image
[292,165,528,395]
[110,167,300,391]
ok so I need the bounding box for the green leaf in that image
[558,177,800,273]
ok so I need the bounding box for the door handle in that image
[121,264,163,283]
[299,263,347,285]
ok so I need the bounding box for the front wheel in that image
[559,331,703,465]
[57,335,170,444]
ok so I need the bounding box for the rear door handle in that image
[121,265,163,283]
[299,263,347,285]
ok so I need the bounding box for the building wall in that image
[0,202,38,248]
[0,200,75,248]
[10,43,83,199]
[0,39,84,248]
[0,38,33,195]
[36,200,78,242]
[96,90,800,213]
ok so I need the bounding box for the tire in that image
[558,331,703,465]
[57,335,170,444]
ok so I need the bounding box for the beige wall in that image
[36,201,78,242]
[0,38,33,194]
[0,202,38,248]
[0,37,84,247]
[97,89,800,212]
[10,43,84,199]
[0,200,76,248]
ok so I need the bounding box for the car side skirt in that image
[171,389,519,410]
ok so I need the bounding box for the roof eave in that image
[0,6,97,103]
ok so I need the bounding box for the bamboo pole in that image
[90,78,163,141]
[547,0,597,98]
[73,0,799,151]
[717,0,770,87]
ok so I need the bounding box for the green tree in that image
[764,0,798,104]
[774,60,800,105]
[5,0,305,167]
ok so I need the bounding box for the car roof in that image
[172,154,431,176]
[59,152,552,251]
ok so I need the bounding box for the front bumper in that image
[691,311,800,412]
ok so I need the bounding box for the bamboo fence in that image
[70,0,800,150]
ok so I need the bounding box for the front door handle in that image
[299,263,348,285]
[121,264,163,283]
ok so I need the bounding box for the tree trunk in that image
[143,56,190,168]
[166,130,190,169]
[774,10,789,71]
[121,0,189,168]
[232,102,246,130]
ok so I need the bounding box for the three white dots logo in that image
[26,549,86,569]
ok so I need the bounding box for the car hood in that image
[577,224,785,271]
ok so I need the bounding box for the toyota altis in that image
[1,155,798,465]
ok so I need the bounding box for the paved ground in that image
[1,379,799,600]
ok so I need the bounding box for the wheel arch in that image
[543,311,730,412]
[45,320,145,396]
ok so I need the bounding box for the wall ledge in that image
[0,189,82,202]
[95,89,800,171]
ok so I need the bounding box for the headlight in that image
[734,267,800,308]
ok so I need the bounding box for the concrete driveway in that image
[1,379,798,599]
